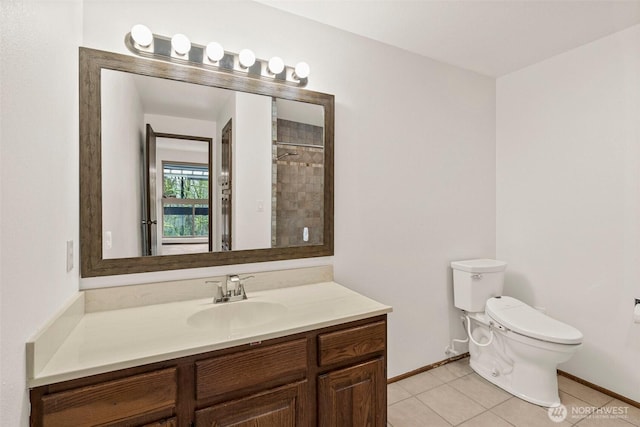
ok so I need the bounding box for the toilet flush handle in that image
[471,274,483,280]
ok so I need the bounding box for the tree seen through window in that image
[162,163,209,238]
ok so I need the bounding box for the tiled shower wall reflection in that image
[273,118,324,247]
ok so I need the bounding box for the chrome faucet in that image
[227,274,241,297]
[207,275,253,304]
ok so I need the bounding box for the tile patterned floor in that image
[387,358,640,427]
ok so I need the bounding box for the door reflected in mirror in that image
[100,69,324,259]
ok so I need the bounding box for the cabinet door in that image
[318,358,385,427]
[195,381,307,427]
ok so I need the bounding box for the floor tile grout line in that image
[392,372,445,397]
[413,391,456,426]
[389,394,454,426]
[486,400,545,427]
[387,394,415,407]
[413,383,486,426]
[442,371,513,411]
[470,408,518,427]
[559,388,616,414]
[574,415,636,426]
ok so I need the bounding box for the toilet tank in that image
[451,259,507,312]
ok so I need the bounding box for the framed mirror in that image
[80,47,334,277]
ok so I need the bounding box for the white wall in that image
[0,1,83,426]
[327,34,497,377]
[101,69,144,258]
[233,92,273,250]
[497,25,640,401]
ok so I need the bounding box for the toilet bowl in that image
[451,259,583,407]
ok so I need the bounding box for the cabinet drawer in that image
[41,368,177,427]
[318,321,386,367]
[196,339,308,401]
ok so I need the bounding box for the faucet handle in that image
[206,280,224,303]
[237,276,254,299]
[205,280,222,289]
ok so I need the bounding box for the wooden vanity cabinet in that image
[29,315,386,427]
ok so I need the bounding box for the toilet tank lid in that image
[450,259,507,273]
[486,296,583,345]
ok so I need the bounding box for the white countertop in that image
[29,282,391,387]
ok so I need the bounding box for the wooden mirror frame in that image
[80,47,334,277]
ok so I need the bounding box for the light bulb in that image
[268,56,285,74]
[171,33,191,56]
[294,62,310,79]
[238,49,256,68]
[130,24,153,47]
[205,42,224,62]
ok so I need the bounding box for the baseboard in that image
[557,370,640,410]
[387,352,470,384]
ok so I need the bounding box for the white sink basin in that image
[187,300,286,330]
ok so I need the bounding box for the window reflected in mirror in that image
[161,162,210,255]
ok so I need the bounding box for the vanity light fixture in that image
[238,49,256,69]
[294,62,311,80]
[130,24,153,48]
[124,25,309,86]
[205,42,225,62]
[268,56,285,75]
[171,33,191,56]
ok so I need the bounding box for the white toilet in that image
[450,259,583,407]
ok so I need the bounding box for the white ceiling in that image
[131,73,233,121]
[257,0,640,77]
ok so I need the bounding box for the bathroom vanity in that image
[27,271,391,426]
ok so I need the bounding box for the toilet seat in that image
[486,296,583,345]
